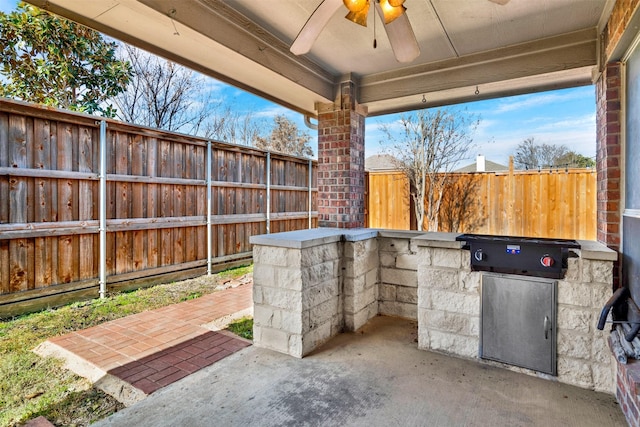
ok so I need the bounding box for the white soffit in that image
[29,0,609,117]
[34,0,334,114]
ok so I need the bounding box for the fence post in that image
[266,152,271,234]
[508,156,515,236]
[206,141,212,275]
[308,158,313,229]
[98,120,107,299]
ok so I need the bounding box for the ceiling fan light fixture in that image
[388,0,405,7]
[343,0,369,12]
[345,0,370,27]
[345,6,369,27]
[378,0,405,24]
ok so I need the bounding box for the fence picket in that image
[0,100,317,315]
[366,169,596,240]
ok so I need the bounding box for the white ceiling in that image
[27,0,613,117]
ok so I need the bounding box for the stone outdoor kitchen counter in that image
[250,228,617,393]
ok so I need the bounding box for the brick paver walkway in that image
[38,283,253,398]
[108,330,250,394]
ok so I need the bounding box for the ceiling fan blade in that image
[376,4,420,63]
[290,0,343,55]
[488,0,510,4]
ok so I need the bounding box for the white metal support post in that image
[206,141,213,275]
[308,158,313,229]
[266,152,271,234]
[98,120,107,299]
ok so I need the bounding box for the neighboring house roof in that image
[365,154,398,172]
[455,159,509,173]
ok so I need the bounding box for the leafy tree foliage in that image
[380,108,479,231]
[254,115,314,157]
[513,137,594,169]
[0,2,131,116]
[556,152,596,168]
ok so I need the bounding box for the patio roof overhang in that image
[25,0,614,117]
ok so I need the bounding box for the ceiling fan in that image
[290,0,420,63]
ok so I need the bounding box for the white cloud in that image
[534,113,596,132]
[253,105,292,118]
[494,87,593,113]
[202,79,228,95]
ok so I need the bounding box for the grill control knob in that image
[540,255,554,267]
[474,249,485,262]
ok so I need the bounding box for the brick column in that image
[317,80,366,228]
[595,62,622,288]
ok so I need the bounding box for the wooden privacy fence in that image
[366,167,596,240]
[365,171,411,230]
[0,99,317,317]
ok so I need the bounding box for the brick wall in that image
[598,2,640,424]
[595,62,622,287]
[616,356,640,426]
[317,81,366,228]
[602,0,640,61]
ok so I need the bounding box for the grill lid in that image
[456,234,580,279]
[456,234,581,249]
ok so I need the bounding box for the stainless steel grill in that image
[456,234,581,375]
[456,234,580,279]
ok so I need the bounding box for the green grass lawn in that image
[0,265,252,427]
[226,317,253,340]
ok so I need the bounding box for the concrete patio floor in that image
[94,316,625,427]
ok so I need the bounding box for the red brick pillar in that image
[316,80,366,228]
[595,62,622,287]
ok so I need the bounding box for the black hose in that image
[597,287,627,331]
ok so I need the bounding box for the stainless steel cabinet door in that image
[481,273,557,375]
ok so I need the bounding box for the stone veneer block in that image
[431,248,462,269]
[376,231,421,321]
[378,300,417,319]
[343,236,379,331]
[380,268,417,287]
[251,229,345,358]
[396,253,418,270]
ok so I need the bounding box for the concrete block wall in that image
[378,231,422,320]
[343,237,379,331]
[252,229,615,393]
[556,254,616,392]
[416,235,617,393]
[417,243,480,359]
[252,233,343,358]
[251,229,418,357]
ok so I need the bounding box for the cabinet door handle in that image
[544,316,550,340]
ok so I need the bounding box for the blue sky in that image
[368,86,596,167]
[0,0,595,167]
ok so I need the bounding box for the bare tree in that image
[513,137,573,169]
[254,114,314,157]
[204,105,267,146]
[112,44,214,134]
[381,108,479,231]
